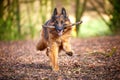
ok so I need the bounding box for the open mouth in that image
[57,30,63,36]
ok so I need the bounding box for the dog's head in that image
[51,8,70,36]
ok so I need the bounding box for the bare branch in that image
[42,25,55,28]
[89,0,110,26]
[42,21,83,28]
[65,21,83,27]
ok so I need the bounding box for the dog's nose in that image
[57,27,63,32]
[55,25,64,32]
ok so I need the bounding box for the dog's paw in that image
[53,66,59,71]
[66,51,73,56]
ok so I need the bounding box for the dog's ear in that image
[61,7,67,18]
[52,8,57,18]
[52,8,58,20]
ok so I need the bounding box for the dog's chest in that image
[56,37,62,45]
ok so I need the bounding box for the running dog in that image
[36,8,82,71]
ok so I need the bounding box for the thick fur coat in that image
[36,8,73,71]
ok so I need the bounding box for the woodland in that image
[0,0,120,80]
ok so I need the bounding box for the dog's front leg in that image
[48,42,59,71]
[63,40,73,56]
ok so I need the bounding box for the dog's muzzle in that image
[55,26,64,36]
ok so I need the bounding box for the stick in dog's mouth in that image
[67,21,83,27]
[42,21,83,28]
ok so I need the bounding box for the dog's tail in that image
[36,39,47,51]
[36,30,47,51]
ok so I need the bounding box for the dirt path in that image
[0,36,120,80]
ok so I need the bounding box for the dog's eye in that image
[64,27,67,29]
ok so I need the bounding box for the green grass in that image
[78,18,112,38]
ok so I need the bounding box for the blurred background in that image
[0,0,120,41]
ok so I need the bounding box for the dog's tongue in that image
[57,30,63,36]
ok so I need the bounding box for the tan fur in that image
[36,8,73,71]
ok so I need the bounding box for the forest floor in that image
[0,36,120,80]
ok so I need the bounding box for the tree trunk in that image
[109,0,120,34]
[75,0,87,36]
[15,0,21,37]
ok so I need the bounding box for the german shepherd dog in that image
[36,8,73,71]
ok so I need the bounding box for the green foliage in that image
[109,0,120,34]
[0,19,23,41]
[78,18,112,38]
[0,0,24,41]
[0,18,18,40]
[1,0,120,41]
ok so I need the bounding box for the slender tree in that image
[0,1,4,40]
[109,0,120,34]
[15,0,21,37]
[75,0,87,36]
